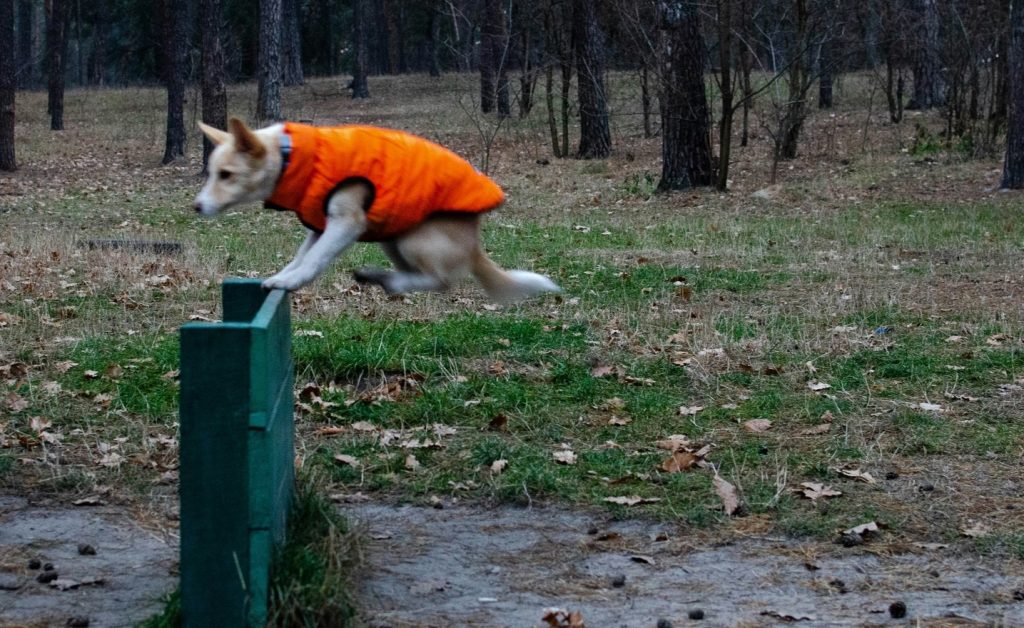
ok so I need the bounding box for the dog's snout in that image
[193,203,202,213]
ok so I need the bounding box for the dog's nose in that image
[193,203,202,213]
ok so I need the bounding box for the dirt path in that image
[0,496,176,628]
[346,503,1024,627]
[2,496,1022,627]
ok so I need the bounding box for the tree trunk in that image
[641,64,653,138]
[907,0,942,110]
[281,0,303,86]
[161,0,187,164]
[87,0,108,85]
[717,0,733,191]
[546,64,560,157]
[738,9,753,147]
[427,2,441,77]
[1002,0,1024,189]
[0,0,16,171]
[818,39,833,109]
[382,0,402,73]
[46,0,69,131]
[779,0,808,160]
[657,1,712,190]
[573,0,610,158]
[518,16,537,117]
[74,0,82,86]
[480,0,509,116]
[257,0,283,122]
[351,0,369,98]
[16,0,32,88]
[200,0,227,171]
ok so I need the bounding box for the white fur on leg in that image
[495,271,561,303]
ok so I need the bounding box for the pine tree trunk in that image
[351,0,369,98]
[1001,0,1024,189]
[87,0,108,85]
[281,0,303,86]
[0,0,16,171]
[16,0,32,88]
[201,0,227,171]
[573,0,610,158]
[257,0,283,122]
[382,0,402,73]
[47,0,69,131]
[779,0,808,160]
[907,0,943,110]
[657,0,712,190]
[161,0,186,164]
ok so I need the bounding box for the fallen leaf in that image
[40,381,62,395]
[660,451,700,473]
[843,521,880,537]
[623,375,655,386]
[590,365,621,378]
[405,454,421,471]
[83,370,99,380]
[836,468,876,484]
[807,381,831,391]
[541,608,586,628]
[98,452,123,468]
[600,397,626,411]
[487,361,508,376]
[553,450,577,465]
[678,405,704,416]
[4,393,28,412]
[918,402,943,412]
[603,496,662,506]
[713,475,741,515]
[743,419,772,433]
[486,414,508,431]
[797,482,842,501]
[29,416,52,432]
[103,364,123,379]
[333,454,361,467]
[608,416,631,426]
[490,459,508,474]
[655,434,692,451]
[315,426,347,437]
[961,521,991,538]
[629,555,655,565]
[800,423,832,435]
[350,421,378,432]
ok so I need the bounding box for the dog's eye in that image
[218,170,232,181]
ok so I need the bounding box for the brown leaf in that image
[659,451,700,473]
[40,381,62,395]
[590,365,623,379]
[487,361,509,376]
[29,416,52,432]
[807,381,831,391]
[103,364,123,379]
[486,414,508,431]
[298,382,321,401]
[333,454,361,467]
[608,416,631,426]
[405,454,421,471]
[350,421,378,432]
[53,360,77,374]
[4,392,28,412]
[713,475,740,515]
[743,419,772,433]
[797,482,842,501]
[623,375,655,386]
[836,467,876,484]
[800,423,832,435]
[490,459,508,474]
[655,434,692,451]
[678,405,704,416]
[843,521,880,537]
[315,426,347,437]
[599,397,626,411]
[541,608,586,628]
[961,521,991,538]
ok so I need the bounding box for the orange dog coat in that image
[264,123,505,241]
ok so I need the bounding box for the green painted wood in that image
[180,279,293,628]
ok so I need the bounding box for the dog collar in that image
[278,130,292,178]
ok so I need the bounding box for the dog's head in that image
[194,117,277,216]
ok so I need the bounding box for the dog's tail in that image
[471,247,560,303]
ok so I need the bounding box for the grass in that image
[3,72,1024,565]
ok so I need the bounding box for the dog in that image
[194,117,560,302]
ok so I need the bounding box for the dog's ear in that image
[198,121,230,146]
[228,117,267,159]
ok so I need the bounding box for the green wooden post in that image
[180,279,294,627]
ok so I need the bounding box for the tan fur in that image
[194,118,560,300]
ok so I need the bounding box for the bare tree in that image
[201,0,227,171]
[46,0,70,131]
[1002,0,1024,189]
[657,0,712,190]
[161,0,187,164]
[16,0,32,88]
[351,0,370,98]
[0,0,15,171]
[427,0,442,77]
[257,0,283,122]
[281,0,303,86]
[573,0,610,158]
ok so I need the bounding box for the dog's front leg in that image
[262,189,368,291]
[263,229,319,288]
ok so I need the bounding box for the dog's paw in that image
[262,272,307,292]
